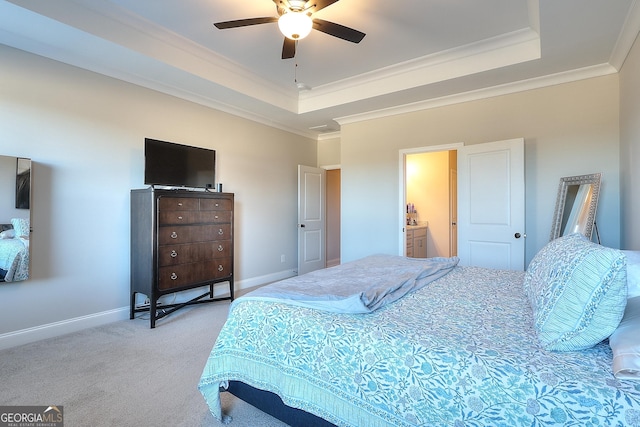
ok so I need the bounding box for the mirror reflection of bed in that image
[0,155,31,283]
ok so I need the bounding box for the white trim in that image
[336,64,617,126]
[0,307,130,351]
[317,131,341,141]
[321,164,341,170]
[0,269,297,350]
[398,143,464,256]
[609,0,640,70]
[235,269,297,290]
[300,28,540,113]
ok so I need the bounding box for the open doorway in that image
[405,151,457,258]
[400,143,462,258]
[326,168,340,267]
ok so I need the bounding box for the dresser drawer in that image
[158,258,232,290]
[158,197,199,211]
[199,198,232,211]
[412,227,427,238]
[406,229,414,247]
[158,210,231,225]
[158,240,232,266]
[158,224,231,245]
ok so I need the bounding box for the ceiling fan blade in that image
[214,17,277,30]
[312,19,365,43]
[282,38,296,59]
[308,0,340,13]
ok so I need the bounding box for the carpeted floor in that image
[0,301,288,426]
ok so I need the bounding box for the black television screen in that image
[144,138,215,188]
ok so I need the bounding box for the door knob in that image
[515,233,522,238]
[300,224,306,228]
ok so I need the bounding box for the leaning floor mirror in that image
[0,155,31,282]
[549,173,601,242]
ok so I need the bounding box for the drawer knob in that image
[170,272,178,280]
[170,250,177,258]
[218,229,224,235]
[177,216,183,220]
[178,202,183,207]
[217,244,224,252]
[170,231,178,239]
[217,265,224,272]
[214,215,219,219]
[215,203,219,207]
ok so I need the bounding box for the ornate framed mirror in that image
[0,155,31,282]
[549,173,601,241]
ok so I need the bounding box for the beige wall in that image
[0,45,315,343]
[340,75,620,265]
[318,136,341,167]
[620,33,640,250]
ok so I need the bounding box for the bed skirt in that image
[226,381,337,427]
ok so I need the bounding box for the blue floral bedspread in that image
[199,266,640,426]
[0,237,29,282]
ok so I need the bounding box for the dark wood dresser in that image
[130,188,234,328]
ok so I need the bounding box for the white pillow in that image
[622,250,640,298]
[10,218,29,237]
[609,295,640,380]
[0,229,15,239]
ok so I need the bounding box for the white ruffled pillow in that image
[622,250,640,298]
[609,296,640,379]
[0,229,15,239]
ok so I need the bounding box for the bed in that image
[199,234,640,426]
[0,221,29,282]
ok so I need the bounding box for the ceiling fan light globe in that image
[278,12,312,40]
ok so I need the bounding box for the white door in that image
[457,138,525,270]
[298,165,326,275]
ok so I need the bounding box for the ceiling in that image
[1,0,639,138]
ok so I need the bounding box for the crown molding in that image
[317,131,341,141]
[299,28,541,113]
[609,0,640,70]
[335,63,618,126]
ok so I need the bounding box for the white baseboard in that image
[326,258,340,268]
[0,307,130,351]
[0,269,298,351]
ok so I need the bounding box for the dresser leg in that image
[150,298,157,329]
[130,291,136,320]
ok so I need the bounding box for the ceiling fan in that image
[213,0,366,59]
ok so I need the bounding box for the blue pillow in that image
[524,233,627,352]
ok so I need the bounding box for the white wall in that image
[340,75,621,266]
[0,45,316,345]
[620,33,640,249]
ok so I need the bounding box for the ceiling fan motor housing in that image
[213,0,365,59]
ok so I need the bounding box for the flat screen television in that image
[144,138,215,189]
